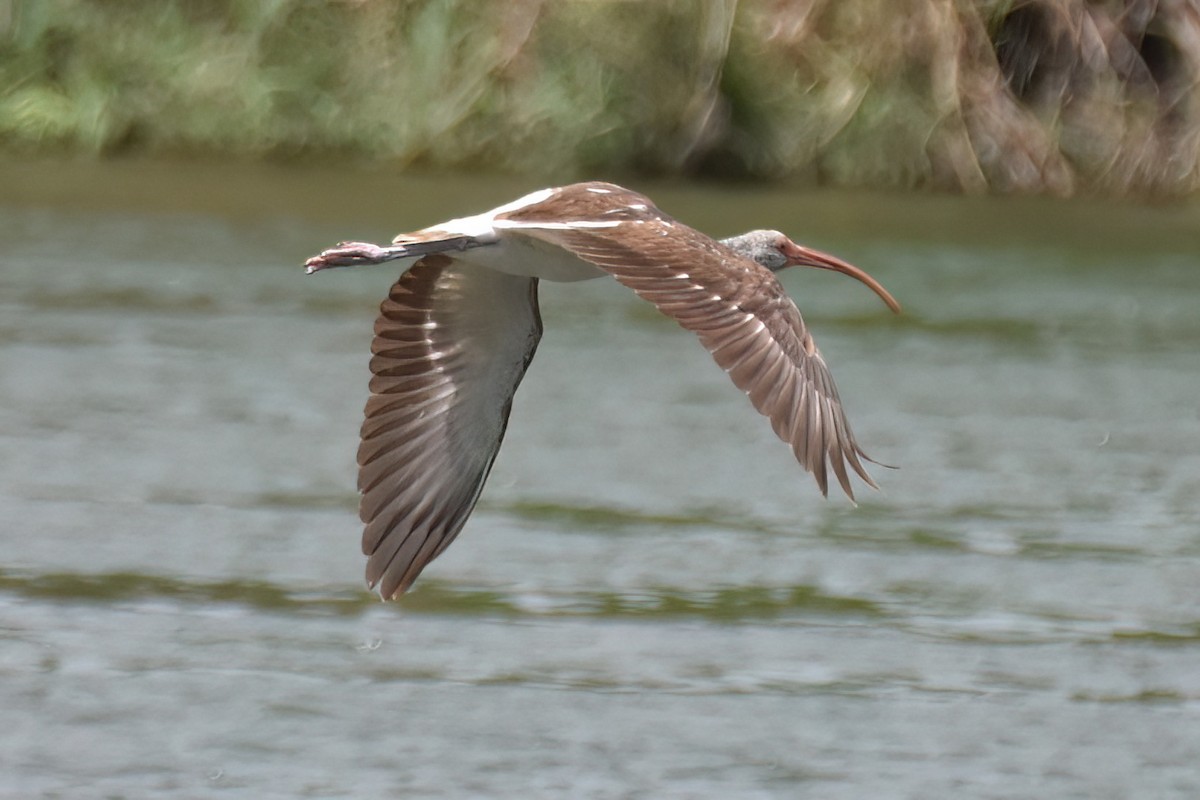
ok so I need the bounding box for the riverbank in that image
[1,0,1197,196]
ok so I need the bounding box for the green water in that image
[1,161,1198,798]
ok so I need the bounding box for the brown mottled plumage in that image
[306,182,900,598]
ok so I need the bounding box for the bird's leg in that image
[305,235,486,274]
[305,242,409,273]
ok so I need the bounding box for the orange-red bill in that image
[782,242,902,314]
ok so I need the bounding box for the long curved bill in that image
[782,242,902,313]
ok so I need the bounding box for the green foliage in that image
[0,0,1196,194]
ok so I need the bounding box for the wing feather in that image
[507,218,879,499]
[357,255,542,598]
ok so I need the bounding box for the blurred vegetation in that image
[0,0,1197,195]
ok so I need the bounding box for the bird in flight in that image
[305,182,900,598]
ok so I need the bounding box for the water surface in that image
[2,161,1198,799]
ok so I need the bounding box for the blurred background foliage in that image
[0,0,1197,196]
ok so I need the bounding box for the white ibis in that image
[305,182,900,598]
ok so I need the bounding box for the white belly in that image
[451,232,606,283]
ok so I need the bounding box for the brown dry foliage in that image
[721,0,1200,194]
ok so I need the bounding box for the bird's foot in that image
[304,241,390,273]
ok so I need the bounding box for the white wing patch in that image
[495,219,624,231]
[425,188,558,239]
[492,187,556,214]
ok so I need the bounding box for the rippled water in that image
[2,162,1199,798]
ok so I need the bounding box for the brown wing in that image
[358,255,542,598]
[507,217,878,500]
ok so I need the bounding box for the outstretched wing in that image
[358,255,542,598]
[497,185,878,499]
